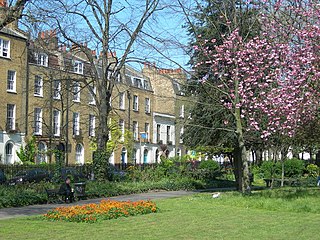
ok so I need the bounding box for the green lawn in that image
[1,188,320,240]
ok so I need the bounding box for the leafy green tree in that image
[91,118,133,181]
[16,136,37,164]
[183,0,261,191]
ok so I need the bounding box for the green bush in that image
[259,161,280,179]
[306,164,318,178]
[259,158,306,179]
[199,160,220,171]
[0,184,48,208]
[284,158,305,178]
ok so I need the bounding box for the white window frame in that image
[133,121,138,140]
[37,142,47,163]
[7,70,16,93]
[133,77,143,88]
[167,125,171,143]
[53,80,61,100]
[73,81,81,102]
[74,60,84,74]
[34,107,42,135]
[6,104,15,130]
[34,75,43,97]
[144,80,150,90]
[180,105,185,118]
[75,144,84,165]
[0,38,10,58]
[119,92,125,110]
[145,98,150,113]
[133,95,139,111]
[53,110,61,136]
[5,143,13,164]
[89,114,95,137]
[73,112,80,136]
[35,52,48,67]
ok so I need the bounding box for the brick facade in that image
[0,24,188,165]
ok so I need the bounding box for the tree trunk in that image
[256,149,263,166]
[233,147,242,191]
[280,147,288,187]
[280,159,284,187]
[235,109,250,193]
[234,73,250,193]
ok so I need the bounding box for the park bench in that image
[45,188,61,204]
[45,182,87,204]
[263,178,300,188]
[74,182,87,200]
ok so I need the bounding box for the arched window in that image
[75,144,84,165]
[121,147,127,164]
[37,142,47,164]
[143,149,148,164]
[5,143,13,164]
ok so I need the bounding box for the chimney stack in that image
[0,0,7,7]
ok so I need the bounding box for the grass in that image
[1,188,320,240]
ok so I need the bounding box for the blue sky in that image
[24,0,193,71]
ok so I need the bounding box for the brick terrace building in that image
[0,11,189,165]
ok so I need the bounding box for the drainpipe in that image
[25,36,30,136]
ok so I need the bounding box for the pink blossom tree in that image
[193,0,320,193]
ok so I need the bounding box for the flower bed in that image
[43,199,158,223]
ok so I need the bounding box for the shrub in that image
[284,158,305,178]
[306,164,318,178]
[259,158,306,179]
[259,161,280,179]
[199,160,220,171]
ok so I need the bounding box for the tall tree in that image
[187,0,320,193]
[182,0,261,191]
[27,0,160,179]
[0,0,30,29]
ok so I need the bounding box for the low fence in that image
[0,163,157,179]
[0,161,205,180]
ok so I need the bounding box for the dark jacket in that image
[59,182,72,195]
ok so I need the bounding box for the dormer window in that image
[74,60,84,74]
[144,80,150,90]
[35,53,48,67]
[133,78,143,88]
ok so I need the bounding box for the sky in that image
[22,0,195,71]
[115,0,194,71]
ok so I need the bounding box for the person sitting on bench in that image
[59,176,74,203]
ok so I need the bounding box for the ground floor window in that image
[36,141,47,163]
[75,143,84,165]
[5,142,13,164]
[143,149,148,164]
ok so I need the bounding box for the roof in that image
[0,27,27,40]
